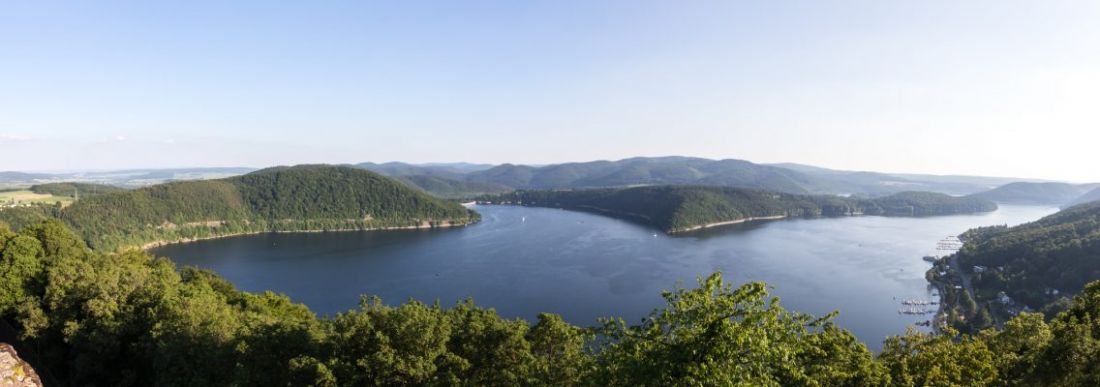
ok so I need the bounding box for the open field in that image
[0,190,73,207]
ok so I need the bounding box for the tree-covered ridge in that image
[233,166,472,221]
[938,201,1100,330]
[28,182,125,197]
[394,175,512,199]
[3,220,1100,385]
[357,157,1059,197]
[53,165,478,250]
[462,157,844,194]
[968,182,1094,205]
[1066,186,1100,208]
[865,191,1000,216]
[479,186,997,233]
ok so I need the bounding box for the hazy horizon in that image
[0,152,1083,184]
[7,155,1076,185]
[4,1,1099,181]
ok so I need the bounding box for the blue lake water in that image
[153,204,1056,350]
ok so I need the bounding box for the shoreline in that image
[669,215,789,233]
[476,203,792,234]
[483,203,993,237]
[140,220,476,250]
[929,279,948,334]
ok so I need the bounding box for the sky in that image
[2,1,1099,181]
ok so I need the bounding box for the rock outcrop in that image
[0,343,41,387]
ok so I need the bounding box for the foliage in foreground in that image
[2,220,1100,386]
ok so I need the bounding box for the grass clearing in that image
[0,190,74,207]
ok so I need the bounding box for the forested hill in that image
[479,186,997,233]
[1066,186,1100,208]
[394,175,512,199]
[455,158,846,195]
[55,165,478,250]
[358,157,1048,197]
[946,200,1100,326]
[29,182,126,197]
[968,182,1095,205]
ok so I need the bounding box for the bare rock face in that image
[0,343,41,387]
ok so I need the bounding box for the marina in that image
[898,307,936,315]
[936,236,964,251]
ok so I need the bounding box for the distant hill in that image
[0,171,55,189]
[358,162,517,197]
[356,162,468,180]
[693,159,839,194]
[29,182,126,197]
[366,157,1057,197]
[0,171,53,182]
[1067,187,1100,208]
[462,157,846,194]
[394,175,512,199]
[3,157,1074,198]
[479,186,996,233]
[0,167,255,188]
[968,182,1093,205]
[465,163,542,188]
[771,163,1043,196]
[417,162,495,173]
[55,165,478,250]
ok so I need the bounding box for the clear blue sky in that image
[2,1,1098,181]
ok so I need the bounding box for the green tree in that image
[527,313,593,386]
[1025,281,1100,385]
[19,218,85,261]
[0,234,45,313]
[879,327,998,386]
[326,297,456,386]
[151,281,242,386]
[592,273,887,386]
[982,312,1051,386]
[438,300,535,386]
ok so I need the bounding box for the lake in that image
[153,204,1057,350]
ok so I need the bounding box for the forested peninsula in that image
[932,200,1100,333]
[3,165,479,250]
[479,186,997,233]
